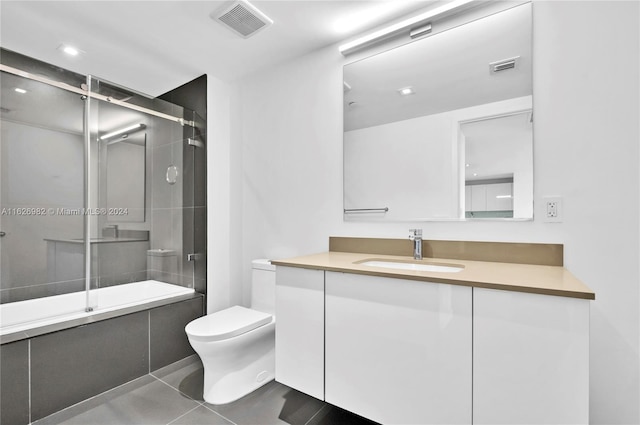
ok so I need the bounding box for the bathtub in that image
[1,281,203,423]
[1,280,195,336]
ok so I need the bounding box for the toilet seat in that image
[185,305,272,342]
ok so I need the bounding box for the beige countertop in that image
[272,251,595,300]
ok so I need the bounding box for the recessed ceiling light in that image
[473,173,478,177]
[398,87,414,96]
[465,163,470,167]
[58,44,81,56]
[14,88,27,94]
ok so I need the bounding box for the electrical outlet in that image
[543,196,562,222]
[547,201,558,218]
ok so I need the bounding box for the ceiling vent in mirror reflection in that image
[214,0,273,39]
[490,57,520,74]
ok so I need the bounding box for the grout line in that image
[165,404,201,425]
[33,374,154,423]
[199,403,239,425]
[148,311,151,374]
[152,374,203,404]
[304,404,328,425]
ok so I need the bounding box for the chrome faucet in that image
[409,229,422,260]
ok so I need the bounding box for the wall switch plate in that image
[543,196,563,222]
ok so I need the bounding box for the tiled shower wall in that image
[158,75,208,298]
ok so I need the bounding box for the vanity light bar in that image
[410,23,432,39]
[338,0,474,56]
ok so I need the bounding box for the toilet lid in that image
[185,305,272,342]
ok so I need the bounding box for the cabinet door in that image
[473,288,589,425]
[275,266,324,400]
[325,271,472,425]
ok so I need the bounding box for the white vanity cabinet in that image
[466,182,513,212]
[274,266,325,400]
[274,259,591,425]
[473,288,589,425]
[325,271,472,425]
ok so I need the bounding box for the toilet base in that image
[190,318,276,405]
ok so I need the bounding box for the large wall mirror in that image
[343,2,533,221]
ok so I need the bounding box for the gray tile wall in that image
[31,311,149,421]
[0,296,204,424]
[0,339,30,425]
[158,75,207,298]
[150,297,204,371]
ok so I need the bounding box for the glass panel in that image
[89,77,195,308]
[0,70,86,313]
[0,49,197,332]
[188,111,207,294]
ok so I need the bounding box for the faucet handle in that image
[409,228,422,240]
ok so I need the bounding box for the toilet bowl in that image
[185,259,276,405]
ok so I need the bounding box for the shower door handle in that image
[0,231,5,237]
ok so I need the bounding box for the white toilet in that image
[185,259,276,405]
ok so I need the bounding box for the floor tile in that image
[30,311,149,421]
[152,356,204,401]
[206,380,325,425]
[306,405,381,425]
[34,375,200,425]
[169,405,235,425]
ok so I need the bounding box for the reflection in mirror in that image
[105,131,146,222]
[462,111,533,219]
[343,2,532,221]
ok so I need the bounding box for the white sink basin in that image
[359,260,463,273]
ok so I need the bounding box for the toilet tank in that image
[251,259,276,315]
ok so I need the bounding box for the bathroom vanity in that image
[272,238,594,425]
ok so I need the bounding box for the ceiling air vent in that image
[489,56,520,74]
[215,0,273,39]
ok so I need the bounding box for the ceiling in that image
[0,0,439,96]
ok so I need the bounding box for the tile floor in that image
[33,356,379,425]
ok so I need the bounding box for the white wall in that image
[218,1,639,423]
[344,112,458,219]
[206,74,244,314]
[345,97,532,220]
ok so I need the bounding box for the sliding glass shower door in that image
[0,49,199,325]
[1,67,86,308]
